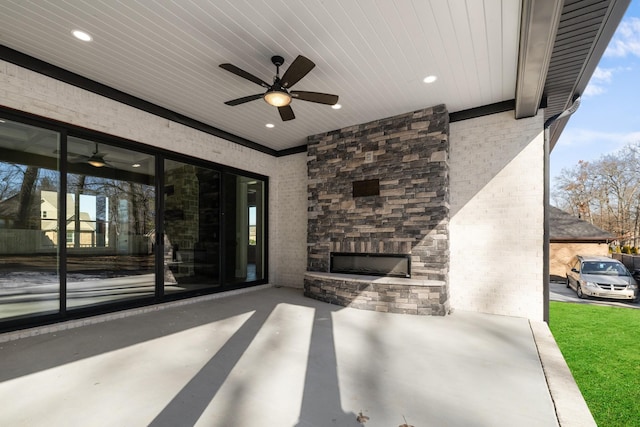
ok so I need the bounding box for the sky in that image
[550,0,640,191]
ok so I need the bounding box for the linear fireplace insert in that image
[330,252,411,278]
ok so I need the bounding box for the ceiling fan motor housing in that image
[271,55,285,67]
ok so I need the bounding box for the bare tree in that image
[0,163,27,201]
[554,160,598,221]
[553,141,640,246]
[15,166,39,229]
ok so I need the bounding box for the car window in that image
[581,262,594,274]
[581,261,629,276]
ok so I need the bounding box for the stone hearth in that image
[304,272,448,315]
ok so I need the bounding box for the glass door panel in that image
[0,119,60,321]
[66,137,155,309]
[223,173,265,285]
[163,159,220,293]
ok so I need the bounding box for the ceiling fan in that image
[220,55,339,121]
[66,143,111,167]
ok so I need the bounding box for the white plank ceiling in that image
[0,0,521,152]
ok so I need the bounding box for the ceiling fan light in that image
[88,157,106,167]
[264,90,291,107]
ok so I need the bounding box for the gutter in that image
[543,96,581,323]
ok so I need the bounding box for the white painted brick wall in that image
[450,111,545,320]
[272,153,308,288]
[0,60,275,173]
[0,59,310,287]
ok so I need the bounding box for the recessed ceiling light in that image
[423,75,437,84]
[265,123,275,128]
[132,163,141,168]
[72,30,93,42]
[332,104,342,110]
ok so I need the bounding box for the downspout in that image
[543,95,581,323]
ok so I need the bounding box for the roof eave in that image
[548,0,632,149]
[550,238,613,243]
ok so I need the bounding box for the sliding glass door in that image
[0,119,60,320]
[65,137,156,310]
[0,112,268,329]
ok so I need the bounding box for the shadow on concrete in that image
[294,304,360,427]
[0,287,364,426]
[148,306,274,426]
[0,287,559,426]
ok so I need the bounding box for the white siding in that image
[449,111,545,320]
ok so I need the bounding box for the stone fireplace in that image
[304,105,450,315]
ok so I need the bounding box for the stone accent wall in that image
[307,105,449,281]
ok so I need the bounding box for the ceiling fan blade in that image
[56,149,87,160]
[67,155,89,163]
[278,105,295,121]
[280,55,315,89]
[224,94,264,106]
[291,91,339,105]
[219,64,270,88]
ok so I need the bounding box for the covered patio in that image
[0,1,629,424]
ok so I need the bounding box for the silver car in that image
[566,255,639,301]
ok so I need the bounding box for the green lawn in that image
[549,302,640,427]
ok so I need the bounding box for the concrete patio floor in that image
[0,286,592,426]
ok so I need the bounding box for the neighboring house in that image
[549,206,615,280]
[0,190,96,251]
[0,193,24,229]
[40,191,97,248]
[0,0,631,330]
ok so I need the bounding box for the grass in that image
[549,301,640,427]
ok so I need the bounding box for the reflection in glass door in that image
[65,137,156,310]
[0,119,60,321]
[163,160,220,294]
[224,173,265,285]
[0,115,269,329]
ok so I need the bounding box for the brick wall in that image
[0,61,276,174]
[307,105,449,281]
[449,111,544,320]
[271,152,308,288]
